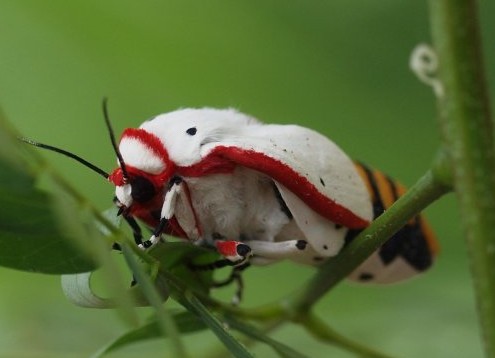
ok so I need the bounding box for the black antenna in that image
[19,137,109,179]
[102,97,129,181]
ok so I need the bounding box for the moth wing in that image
[201,123,373,257]
[348,253,419,284]
[274,182,347,256]
[348,216,438,283]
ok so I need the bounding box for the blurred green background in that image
[0,1,494,357]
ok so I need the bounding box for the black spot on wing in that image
[355,163,433,271]
[320,177,326,186]
[186,127,197,135]
[296,240,307,250]
[344,201,434,271]
[378,217,433,271]
[360,163,387,219]
[358,272,374,281]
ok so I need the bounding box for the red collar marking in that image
[177,155,236,177]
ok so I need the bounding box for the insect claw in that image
[150,235,161,245]
[231,294,241,306]
[138,240,153,250]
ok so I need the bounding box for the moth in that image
[24,101,438,295]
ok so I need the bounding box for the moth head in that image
[109,128,175,211]
[19,99,174,216]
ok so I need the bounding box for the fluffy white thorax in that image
[140,108,260,166]
[119,136,166,174]
[183,167,294,244]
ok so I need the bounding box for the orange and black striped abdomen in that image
[346,163,439,284]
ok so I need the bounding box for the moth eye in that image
[130,176,156,203]
[186,127,197,136]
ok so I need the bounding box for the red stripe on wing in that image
[181,146,369,229]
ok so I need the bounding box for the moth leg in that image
[111,201,144,250]
[223,262,251,306]
[124,215,144,246]
[215,240,253,264]
[160,176,183,222]
[187,241,252,274]
[189,260,251,305]
[187,233,252,304]
[139,176,183,249]
[244,239,308,261]
[212,263,250,287]
[213,262,251,305]
[139,217,168,249]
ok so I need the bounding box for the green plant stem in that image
[289,168,450,312]
[301,313,392,358]
[428,0,495,355]
[123,245,189,358]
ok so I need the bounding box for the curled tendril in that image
[410,44,444,98]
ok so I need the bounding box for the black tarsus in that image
[152,217,169,238]
[213,262,251,304]
[19,138,109,179]
[212,262,250,287]
[136,217,169,248]
[188,258,239,271]
[190,259,251,304]
[102,97,129,180]
[124,215,144,246]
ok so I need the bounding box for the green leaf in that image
[0,112,98,273]
[93,311,207,358]
[150,241,218,295]
[61,272,116,308]
[184,292,254,358]
[61,239,218,309]
[61,263,169,309]
[0,162,92,273]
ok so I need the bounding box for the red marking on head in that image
[108,167,126,186]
